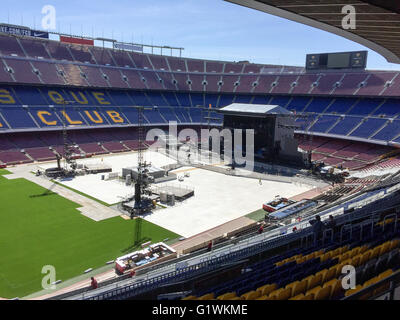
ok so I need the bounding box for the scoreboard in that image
[306,51,367,70]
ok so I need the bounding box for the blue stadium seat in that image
[328,116,363,135]
[145,92,168,106]
[304,97,332,113]
[350,118,388,138]
[286,96,311,112]
[371,120,400,141]
[176,93,192,107]
[325,98,357,114]
[234,94,253,104]
[1,106,38,129]
[162,92,180,106]
[129,91,152,106]
[348,99,383,116]
[218,94,235,108]
[310,115,340,133]
[252,95,272,105]
[373,99,400,117]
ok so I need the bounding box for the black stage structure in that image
[218,103,307,167]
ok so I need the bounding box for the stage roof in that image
[219,103,292,116]
[226,0,400,64]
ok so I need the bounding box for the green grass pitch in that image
[0,169,180,298]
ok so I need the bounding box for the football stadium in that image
[1,0,400,305]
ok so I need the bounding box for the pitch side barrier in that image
[82,230,313,300]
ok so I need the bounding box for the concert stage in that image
[219,103,308,167]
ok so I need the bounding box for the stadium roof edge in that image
[225,0,400,64]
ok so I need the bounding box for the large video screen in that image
[306,51,367,70]
[327,53,350,68]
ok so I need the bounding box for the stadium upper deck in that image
[1,32,400,168]
[0,33,399,97]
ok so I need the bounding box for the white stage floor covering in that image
[38,151,314,237]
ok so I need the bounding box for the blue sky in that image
[1,0,399,70]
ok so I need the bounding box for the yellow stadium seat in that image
[198,293,214,300]
[323,268,337,283]
[285,281,298,295]
[315,269,328,283]
[389,239,400,250]
[182,295,196,300]
[380,242,391,255]
[241,290,261,300]
[381,218,394,226]
[328,265,339,278]
[289,293,305,300]
[339,245,350,255]
[314,286,332,300]
[306,285,321,299]
[379,269,393,279]
[320,252,332,262]
[330,248,341,257]
[363,277,379,289]
[217,292,237,300]
[374,269,394,296]
[339,252,350,263]
[359,277,380,300]
[291,279,308,297]
[358,245,368,255]
[306,274,323,291]
[256,295,274,300]
[345,285,363,297]
[359,250,371,266]
[323,278,342,299]
[230,296,244,300]
[369,246,381,260]
[256,283,277,296]
[302,293,315,300]
[336,262,349,277]
[350,255,361,268]
[296,257,306,264]
[342,258,352,266]
[305,252,316,260]
[275,260,286,267]
[349,247,360,258]
[269,287,291,300]
[303,275,313,287]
